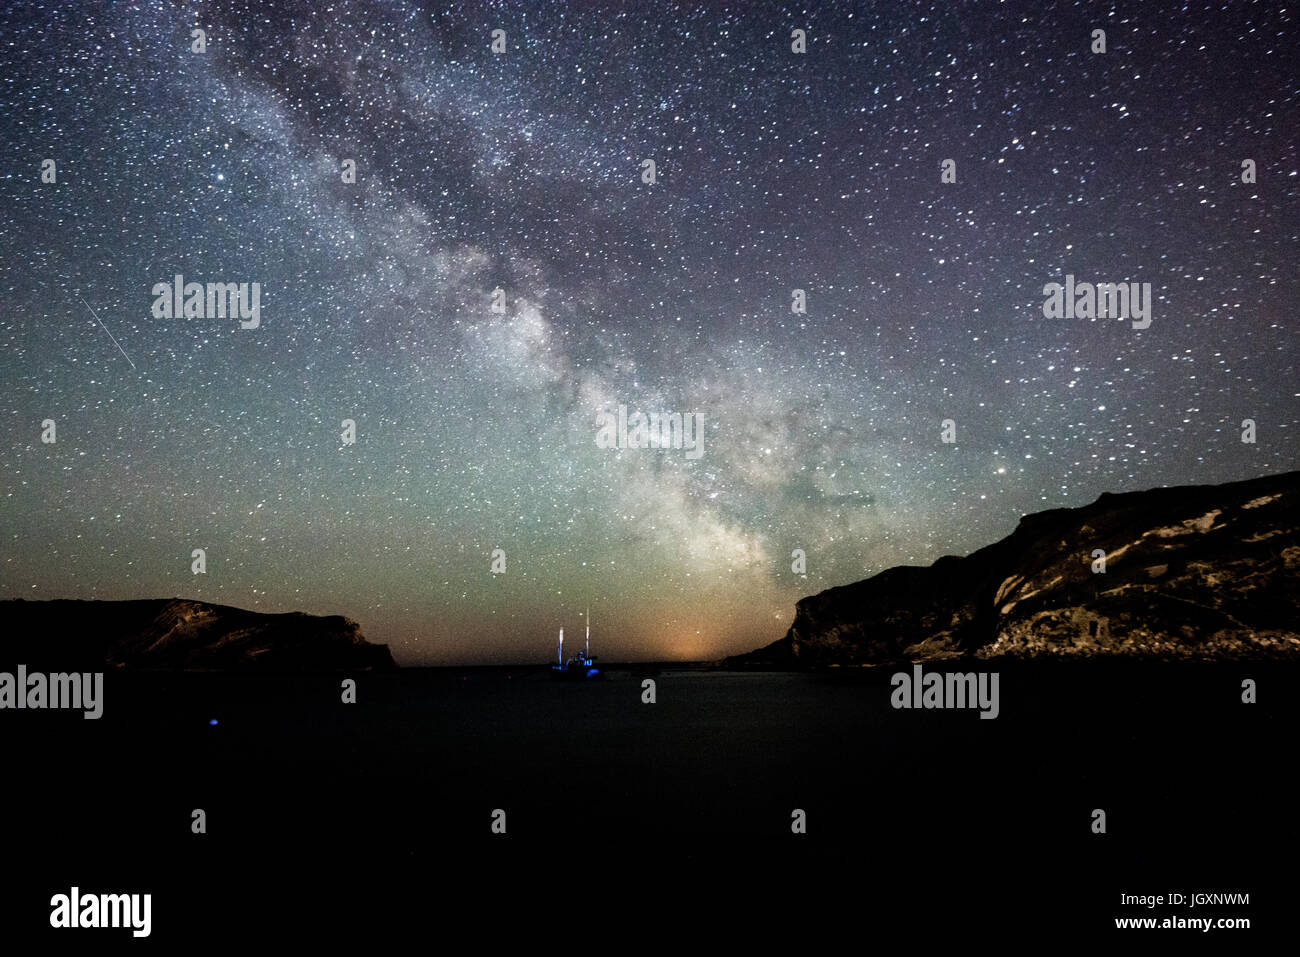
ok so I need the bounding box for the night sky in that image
[1,1,1296,665]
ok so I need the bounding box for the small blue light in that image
[208,719,218,726]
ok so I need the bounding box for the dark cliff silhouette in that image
[0,597,396,671]
[729,470,1300,667]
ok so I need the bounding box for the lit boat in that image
[550,609,602,679]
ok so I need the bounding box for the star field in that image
[1,0,1297,663]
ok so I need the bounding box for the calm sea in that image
[5,661,1292,942]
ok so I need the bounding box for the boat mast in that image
[558,627,564,666]
[585,607,590,658]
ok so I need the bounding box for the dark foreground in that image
[4,660,1294,945]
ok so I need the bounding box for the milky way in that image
[2,1,1296,663]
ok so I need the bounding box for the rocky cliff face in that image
[730,470,1300,666]
[0,598,396,670]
